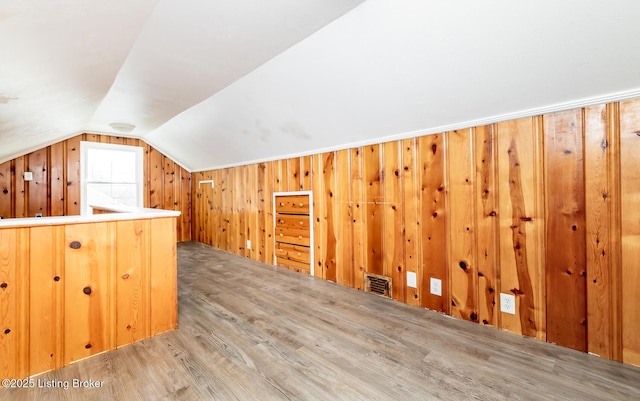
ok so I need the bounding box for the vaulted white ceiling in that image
[2,0,640,171]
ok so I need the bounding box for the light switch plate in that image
[406,271,417,288]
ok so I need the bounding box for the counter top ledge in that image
[0,206,181,228]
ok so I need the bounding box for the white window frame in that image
[80,141,144,215]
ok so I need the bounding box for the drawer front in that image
[275,195,310,214]
[275,227,310,246]
[276,257,311,275]
[275,214,310,230]
[275,242,310,263]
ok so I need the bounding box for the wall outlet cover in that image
[246,240,251,250]
[500,293,516,315]
[406,271,417,288]
[23,171,33,181]
[430,277,442,296]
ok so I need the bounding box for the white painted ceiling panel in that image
[2,0,640,171]
[148,0,640,170]
[87,0,366,137]
[0,0,158,159]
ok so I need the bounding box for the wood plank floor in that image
[2,241,640,400]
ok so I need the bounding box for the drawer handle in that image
[279,202,284,206]
[279,219,284,224]
[83,286,92,295]
[280,233,283,237]
[298,235,303,239]
[299,221,304,226]
[70,241,81,249]
[297,252,302,256]
[299,202,304,207]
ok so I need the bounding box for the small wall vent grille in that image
[364,273,392,298]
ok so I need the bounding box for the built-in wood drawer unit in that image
[275,195,310,215]
[276,257,311,275]
[275,242,311,264]
[274,191,313,276]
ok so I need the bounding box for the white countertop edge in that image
[0,206,181,228]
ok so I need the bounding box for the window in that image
[80,141,143,215]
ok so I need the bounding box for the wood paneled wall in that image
[0,216,177,382]
[192,98,640,367]
[0,134,191,241]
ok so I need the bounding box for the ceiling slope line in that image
[190,86,640,172]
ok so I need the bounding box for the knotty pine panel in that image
[219,168,229,251]
[49,142,65,216]
[364,144,384,277]
[382,141,405,302]
[223,168,234,253]
[179,165,192,243]
[544,110,588,352]
[264,162,275,267]
[148,147,164,210]
[475,125,499,327]
[289,157,301,192]
[150,217,178,335]
[0,134,191,241]
[403,139,421,306]
[27,148,48,217]
[447,129,478,322]
[312,155,326,279]
[257,163,269,263]
[235,167,244,256]
[350,148,366,291]
[496,118,546,340]
[335,149,353,287]
[584,103,622,361]
[116,220,150,347]
[274,159,287,193]
[247,164,259,261]
[322,152,337,282]
[0,161,10,218]
[64,222,116,365]
[0,228,29,381]
[191,172,202,243]
[163,158,175,211]
[14,157,26,218]
[189,98,640,368]
[29,226,65,375]
[620,98,640,366]
[66,135,82,216]
[418,134,448,313]
[301,156,312,191]
[210,170,220,248]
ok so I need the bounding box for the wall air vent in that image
[364,273,392,298]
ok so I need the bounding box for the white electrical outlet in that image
[246,240,251,250]
[406,271,417,288]
[500,293,516,315]
[430,278,442,296]
[23,171,33,181]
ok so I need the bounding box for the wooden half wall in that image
[192,98,640,367]
[0,134,191,242]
